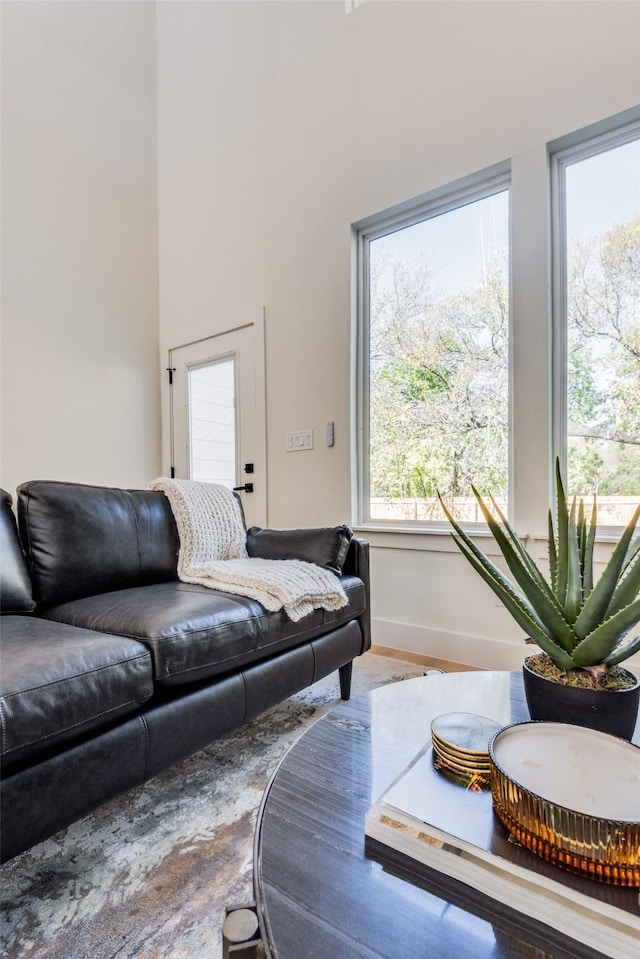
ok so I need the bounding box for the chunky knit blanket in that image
[149,478,348,622]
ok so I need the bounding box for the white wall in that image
[0,0,160,498]
[156,0,640,668]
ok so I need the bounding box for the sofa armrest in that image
[342,537,371,653]
[246,525,352,574]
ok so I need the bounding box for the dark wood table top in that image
[253,670,639,959]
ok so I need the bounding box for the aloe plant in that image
[438,460,640,675]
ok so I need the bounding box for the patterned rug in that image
[1,652,425,959]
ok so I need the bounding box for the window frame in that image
[353,161,511,531]
[550,115,640,524]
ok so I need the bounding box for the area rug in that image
[1,652,425,959]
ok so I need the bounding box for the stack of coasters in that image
[431,712,502,790]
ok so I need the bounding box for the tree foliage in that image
[369,253,508,512]
[567,215,640,496]
[369,216,640,513]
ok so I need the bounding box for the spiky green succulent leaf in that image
[438,495,532,614]
[555,459,569,607]
[621,535,640,576]
[439,493,575,664]
[548,510,557,592]
[604,631,640,666]
[572,505,640,640]
[565,497,583,624]
[604,549,640,619]
[583,498,597,597]
[571,599,640,666]
[470,489,576,653]
[489,494,553,596]
[449,534,575,670]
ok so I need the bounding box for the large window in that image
[356,111,640,534]
[357,169,510,525]
[554,122,640,526]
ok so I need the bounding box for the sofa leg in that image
[339,661,353,700]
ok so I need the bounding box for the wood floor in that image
[370,644,480,673]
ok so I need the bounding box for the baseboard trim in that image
[371,619,530,671]
[370,644,479,673]
[371,619,640,672]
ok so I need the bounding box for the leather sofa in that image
[0,481,370,863]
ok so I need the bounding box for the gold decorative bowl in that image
[489,722,640,887]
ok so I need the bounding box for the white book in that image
[365,745,640,959]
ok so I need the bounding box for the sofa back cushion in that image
[0,489,35,613]
[18,481,180,608]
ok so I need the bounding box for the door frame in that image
[162,307,267,526]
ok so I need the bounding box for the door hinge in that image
[167,367,176,385]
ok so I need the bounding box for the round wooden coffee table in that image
[253,670,639,959]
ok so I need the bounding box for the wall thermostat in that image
[326,420,335,447]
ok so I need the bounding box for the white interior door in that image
[169,324,266,527]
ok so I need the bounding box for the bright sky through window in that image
[372,192,509,302]
[366,187,510,523]
[563,134,640,523]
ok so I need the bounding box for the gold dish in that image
[431,712,502,756]
[431,732,493,765]
[432,746,492,776]
[432,753,492,791]
[489,722,640,887]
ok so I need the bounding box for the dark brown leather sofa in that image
[0,481,370,863]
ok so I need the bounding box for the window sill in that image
[352,523,505,555]
[353,523,627,557]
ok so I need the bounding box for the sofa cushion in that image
[246,525,353,574]
[0,617,154,769]
[40,575,367,687]
[17,481,180,607]
[0,490,35,613]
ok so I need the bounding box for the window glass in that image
[363,187,509,523]
[563,133,640,524]
[188,357,236,487]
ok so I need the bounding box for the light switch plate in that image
[286,430,313,451]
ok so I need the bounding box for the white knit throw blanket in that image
[149,478,347,622]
